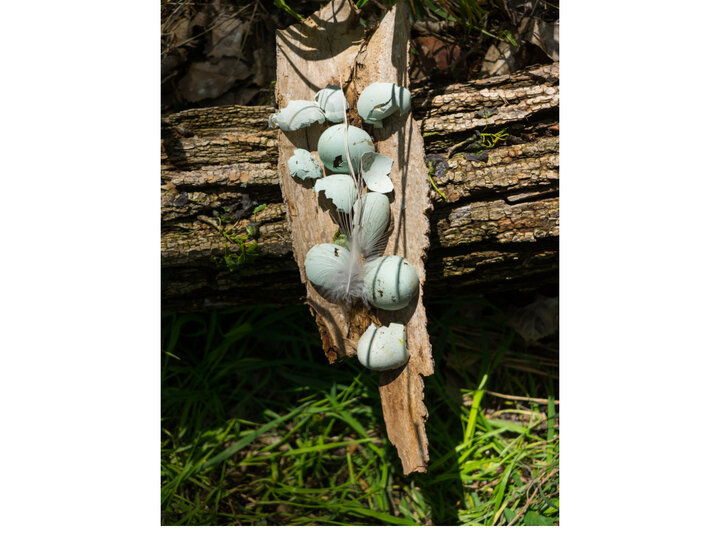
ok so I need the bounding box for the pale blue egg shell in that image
[363,255,420,311]
[287,149,323,180]
[304,243,351,290]
[356,82,411,128]
[317,124,375,173]
[269,100,325,131]
[314,85,349,123]
[356,322,410,371]
[313,174,357,213]
[360,151,394,193]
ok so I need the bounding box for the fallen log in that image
[162,62,559,313]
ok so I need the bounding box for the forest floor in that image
[161,0,559,526]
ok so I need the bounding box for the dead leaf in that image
[481,42,520,76]
[190,9,209,30]
[169,18,191,45]
[410,35,462,83]
[178,58,251,102]
[206,17,250,59]
[498,0,534,25]
[416,36,462,71]
[506,295,559,343]
[161,50,186,79]
[519,17,559,61]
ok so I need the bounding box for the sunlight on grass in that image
[161,300,558,525]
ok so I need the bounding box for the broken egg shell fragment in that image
[268,100,325,131]
[313,174,358,214]
[317,124,375,174]
[356,82,412,128]
[287,149,323,180]
[360,152,394,193]
[314,85,349,123]
[353,192,390,257]
[363,255,420,311]
[357,322,410,371]
[304,243,351,291]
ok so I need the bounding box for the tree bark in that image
[161,62,559,313]
[272,0,437,474]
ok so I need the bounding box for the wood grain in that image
[275,0,364,362]
[161,63,559,312]
[274,0,434,473]
[350,1,434,474]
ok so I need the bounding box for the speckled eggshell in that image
[356,322,410,371]
[313,174,357,213]
[363,255,420,311]
[287,148,323,180]
[317,124,375,173]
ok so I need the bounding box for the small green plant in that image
[274,0,304,22]
[447,118,511,156]
[426,160,448,201]
[204,203,265,273]
[220,225,259,272]
[476,127,509,150]
[408,0,518,46]
[476,108,510,150]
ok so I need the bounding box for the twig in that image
[507,468,558,526]
[197,214,222,231]
[485,390,559,406]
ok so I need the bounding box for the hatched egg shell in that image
[314,85,349,123]
[304,243,351,290]
[268,100,325,131]
[356,82,412,128]
[357,323,410,371]
[353,192,390,257]
[313,174,357,214]
[317,124,375,174]
[360,152,394,193]
[287,149,323,180]
[363,255,420,311]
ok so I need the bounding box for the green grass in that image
[161,298,558,525]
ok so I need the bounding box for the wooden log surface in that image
[161,62,559,313]
[273,0,435,474]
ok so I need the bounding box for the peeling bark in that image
[274,0,365,366]
[345,2,434,474]
[161,62,558,312]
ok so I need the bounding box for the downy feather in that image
[313,97,392,306]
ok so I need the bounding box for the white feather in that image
[309,94,391,306]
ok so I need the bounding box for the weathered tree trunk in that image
[162,62,558,313]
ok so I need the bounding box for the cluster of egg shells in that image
[271,83,417,372]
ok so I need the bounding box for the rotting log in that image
[161,62,559,313]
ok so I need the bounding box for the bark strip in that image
[273,0,437,473]
[161,63,559,313]
[349,1,434,474]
